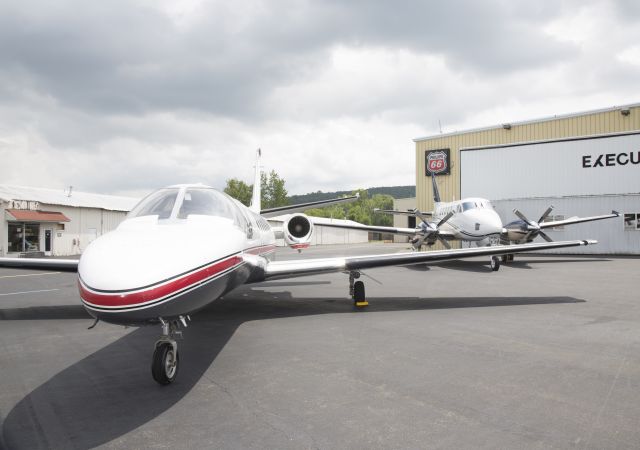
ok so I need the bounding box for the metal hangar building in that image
[413,103,640,254]
[0,185,138,257]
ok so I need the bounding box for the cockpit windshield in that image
[128,186,242,222]
[177,188,237,220]
[462,201,476,212]
[128,188,179,219]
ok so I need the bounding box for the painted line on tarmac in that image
[0,289,60,297]
[0,272,61,279]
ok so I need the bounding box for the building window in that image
[624,213,639,230]
[551,215,564,230]
[7,222,40,252]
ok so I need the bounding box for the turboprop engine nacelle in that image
[283,213,313,251]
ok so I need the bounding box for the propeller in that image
[512,206,554,243]
[411,211,454,250]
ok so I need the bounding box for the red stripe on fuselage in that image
[244,244,276,256]
[79,255,243,308]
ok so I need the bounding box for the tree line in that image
[224,172,394,226]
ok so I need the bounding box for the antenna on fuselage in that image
[250,148,262,214]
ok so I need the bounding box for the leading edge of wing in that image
[263,240,597,280]
[0,257,79,271]
[317,221,420,237]
[260,195,359,218]
[539,211,620,229]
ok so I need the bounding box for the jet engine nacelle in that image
[283,213,314,250]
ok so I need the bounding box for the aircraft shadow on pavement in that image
[0,305,91,321]
[2,289,584,449]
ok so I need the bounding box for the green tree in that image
[224,178,252,206]
[370,194,394,226]
[261,170,289,209]
[224,170,289,209]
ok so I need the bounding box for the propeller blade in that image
[412,208,431,224]
[538,205,554,223]
[436,211,454,229]
[437,236,451,249]
[513,208,531,224]
[538,231,553,242]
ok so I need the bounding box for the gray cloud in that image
[0,0,637,196]
[0,0,577,120]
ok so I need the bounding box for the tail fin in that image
[431,172,441,203]
[249,148,262,213]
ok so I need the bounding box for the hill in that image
[289,185,415,203]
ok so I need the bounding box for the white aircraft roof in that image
[0,185,139,212]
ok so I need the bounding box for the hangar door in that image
[460,131,640,254]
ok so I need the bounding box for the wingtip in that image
[583,239,598,245]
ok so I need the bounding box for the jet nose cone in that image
[78,220,245,292]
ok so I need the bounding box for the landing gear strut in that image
[501,254,515,263]
[349,271,368,308]
[152,316,189,385]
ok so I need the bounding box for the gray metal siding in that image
[492,195,640,254]
[461,133,640,200]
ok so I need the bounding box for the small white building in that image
[0,185,139,257]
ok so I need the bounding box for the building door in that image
[44,229,53,256]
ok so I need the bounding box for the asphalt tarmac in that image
[0,243,638,449]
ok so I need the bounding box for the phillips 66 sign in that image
[425,149,451,176]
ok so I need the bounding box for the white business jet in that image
[0,150,597,384]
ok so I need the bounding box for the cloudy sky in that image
[1,0,638,198]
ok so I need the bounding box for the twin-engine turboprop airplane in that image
[324,173,618,268]
[321,174,504,250]
[0,150,599,384]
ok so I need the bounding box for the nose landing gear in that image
[152,316,189,385]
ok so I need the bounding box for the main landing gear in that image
[490,256,501,272]
[349,271,368,308]
[152,316,189,385]
[501,254,515,263]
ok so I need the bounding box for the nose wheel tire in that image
[490,256,501,272]
[152,342,179,385]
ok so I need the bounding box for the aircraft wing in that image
[374,208,432,217]
[316,220,420,237]
[0,257,79,271]
[261,239,597,280]
[539,211,619,229]
[260,195,359,218]
[316,220,456,240]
